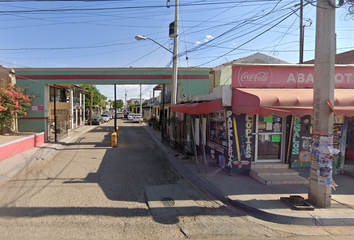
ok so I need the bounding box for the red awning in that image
[232,88,354,117]
[171,99,223,115]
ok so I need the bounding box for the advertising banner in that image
[290,116,312,168]
[232,65,354,88]
[224,108,252,175]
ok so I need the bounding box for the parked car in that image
[124,111,131,118]
[85,110,90,120]
[116,112,124,118]
[91,115,104,125]
[101,114,110,122]
[128,113,134,120]
[132,114,143,123]
[106,112,113,119]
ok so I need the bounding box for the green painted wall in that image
[17,80,46,132]
[180,79,210,98]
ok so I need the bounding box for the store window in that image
[73,90,80,106]
[255,115,283,162]
[209,111,227,147]
[50,86,68,102]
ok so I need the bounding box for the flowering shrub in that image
[0,78,34,130]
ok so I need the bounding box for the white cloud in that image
[206,35,214,39]
[195,41,201,45]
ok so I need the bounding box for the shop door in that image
[254,115,284,163]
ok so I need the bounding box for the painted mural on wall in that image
[206,109,253,175]
[225,109,253,175]
[290,115,312,168]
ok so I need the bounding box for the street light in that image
[135,1,179,144]
[135,32,179,143]
[135,35,173,54]
[134,34,178,105]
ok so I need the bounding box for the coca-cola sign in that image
[237,67,273,87]
[232,65,354,88]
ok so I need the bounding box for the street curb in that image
[143,125,354,226]
[226,197,316,225]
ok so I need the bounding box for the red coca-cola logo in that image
[237,67,273,87]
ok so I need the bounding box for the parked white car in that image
[101,114,110,122]
[128,113,134,120]
[132,114,143,123]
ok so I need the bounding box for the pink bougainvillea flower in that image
[25,86,29,89]
[24,112,27,115]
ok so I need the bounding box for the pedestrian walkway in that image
[143,123,354,226]
[0,125,96,183]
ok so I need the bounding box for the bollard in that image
[111,132,117,147]
[115,127,119,137]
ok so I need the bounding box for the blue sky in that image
[0,0,353,101]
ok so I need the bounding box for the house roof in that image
[232,52,290,64]
[213,52,291,70]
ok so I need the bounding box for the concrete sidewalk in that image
[0,125,96,183]
[143,123,354,226]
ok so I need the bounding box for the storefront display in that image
[256,115,283,162]
[206,108,252,175]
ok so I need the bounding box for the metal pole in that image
[114,84,117,131]
[90,85,93,126]
[140,84,142,115]
[161,84,165,143]
[54,84,57,142]
[308,0,335,208]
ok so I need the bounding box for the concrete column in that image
[308,0,335,208]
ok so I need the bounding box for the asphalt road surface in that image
[1,119,354,240]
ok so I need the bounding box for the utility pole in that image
[140,84,142,114]
[299,0,304,64]
[54,84,57,142]
[171,0,179,141]
[125,88,127,109]
[114,84,117,131]
[309,0,336,208]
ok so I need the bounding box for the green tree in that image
[129,103,140,113]
[79,85,107,110]
[112,99,124,109]
[0,79,34,130]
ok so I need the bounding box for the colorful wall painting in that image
[290,115,312,168]
[225,108,252,175]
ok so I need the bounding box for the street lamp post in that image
[135,33,178,139]
[135,0,179,143]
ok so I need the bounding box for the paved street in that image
[1,119,354,239]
